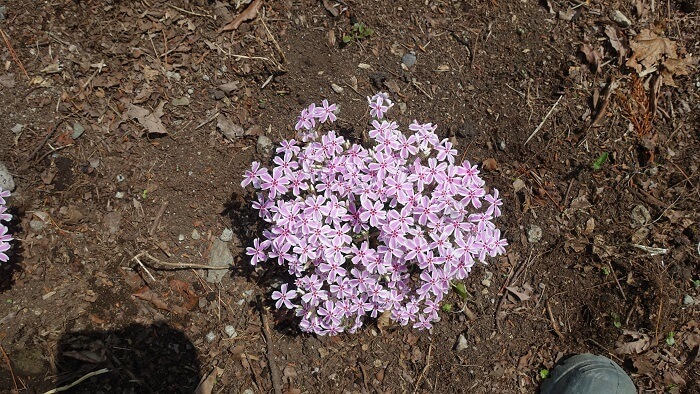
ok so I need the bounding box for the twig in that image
[27,122,60,162]
[195,111,220,130]
[149,201,169,236]
[412,342,432,394]
[524,95,563,145]
[0,344,18,392]
[43,368,110,393]
[166,3,214,19]
[132,253,157,282]
[258,297,283,394]
[495,251,535,330]
[135,251,231,270]
[0,28,29,80]
[545,299,564,340]
[607,261,627,301]
[260,9,287,69]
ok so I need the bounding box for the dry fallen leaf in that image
[322,0,340,17]
[604,25,627,64]
[126,102,169,136]
[626,29,678,75]
[217,114,244,140]
[614,329,651,354]
[194,366,224,394]
[220,0,263,32]
[580,43,603,73]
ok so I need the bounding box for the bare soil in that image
[0,0,699,393]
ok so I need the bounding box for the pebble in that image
[256,135,274,157]
[205,331,216,343]
[206,238,233,283]
[683,295,695,305]
[191,229,201,240]
[610,10,632,27]
[242,390,254,394]
[29,220,44,232]
[115,191,124,199]
[455,334,468,351]
[402,52,417,68]
[0,161,15,191]
[178,234,185,241]
[220,228,233,242]
[481,279,492,287]
[331,83,344,93]
[225,325,237,338]
[527,224,543,243]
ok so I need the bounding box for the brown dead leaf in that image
[220,0,263,32]
[661,56,697,87]
[615,329,651,354]
[506,285,532,302]
[581,44,603,73]
[626,29,676,74]
[377,309,394,333]
[217,114,244,140]
[322,0,340,17]
[126,102,169,136]
[482,158,498,171]
[133,287,188,315]
[194,366,224,394]
[604,25,627,64]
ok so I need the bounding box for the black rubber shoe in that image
[540,354,636,394]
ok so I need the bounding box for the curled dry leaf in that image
[614,329,651,355]
[126,102,168,136]
[220,0,263,32]
[194,366,224,394]
[580,43,603,73]
[604,25,627,64]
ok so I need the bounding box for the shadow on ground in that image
[54,323,200,394]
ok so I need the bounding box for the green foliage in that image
[451,282,469,300]
[601,266,611,277]
[692,279,700,288]
[666,331,676,346]
[441,303,454,313]
[342,22,374,44]
[611,312,622,328]
[592,152,609,171]
[539,368,550,379]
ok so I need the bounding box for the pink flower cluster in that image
[0,189,12,263]
[242,93,506,335]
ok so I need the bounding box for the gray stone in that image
[206,238,233,283]
[191,229,201,240]
[402,52,417,68]
[256,135,274,157]
[0,161,15,191]
[683,295,695,305]
[205,331,216,343]
[220,228,233,242]
[455,334,468,351]
[610,10,632,27]
[527,224,542,243]
[225,325,237,338]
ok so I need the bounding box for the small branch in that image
[149,201,169,236]
[0,28,29,80]
[135,251,230,270]
[607,261,627,301]
[524,95,563,145]
[258,297,283,394]
[0,344,18,392]
[132,253,157,282]
[546,299,564,340]
[43,368,110,394]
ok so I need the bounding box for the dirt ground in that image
[0,0,698,393]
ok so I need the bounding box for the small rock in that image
[610,10,632,27]
[29,220,44,232]
[0,6,6,20]
[455,334,468,351]
[115,191,124,199]
[683,295,695,305]
[206,331,216,343]
[206,238,233,283]
[242,390,254,394]
[172,97,190,106]
[178,234,185,241]
[331,83,344,93]
[481,279,492,287]
[527,224,542,243]
[225,325,237,338]
[191,229,201,240]
[71,122,85,139]
[0,161,15,191]
[398,102,407,114]
[402,52,417,68]
[11,124,23,134]
[220,228,234,242]
[256,135,274,157]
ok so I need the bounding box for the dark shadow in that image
[53,323,201,393]
[0,205,25,293]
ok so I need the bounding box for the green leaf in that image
[592,152,609,171]
[539,369,550,379]
[452,282,468,299]
[666,331,676,346]
[342,35,352,43]
[441,303,454,313]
